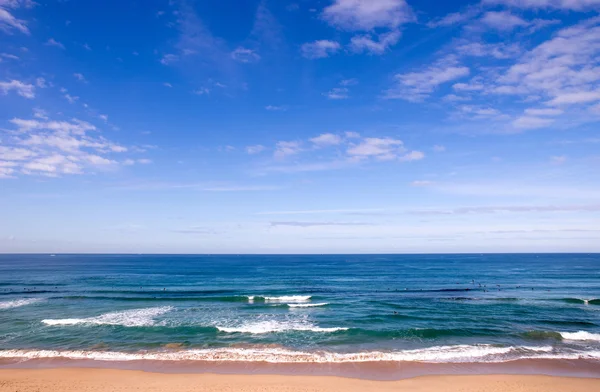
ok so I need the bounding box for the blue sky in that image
[1,0,599,253]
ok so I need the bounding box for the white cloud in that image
[274,141,302,159]
[73,73,87,83]
[64,93,79,104]
[427,7,481,28]
[45,38,65,49]
[546,91,600,105]
[433,145,446,152]
[551,155,567,164]
[231,47,261,63]
[310,133,343,147]
[0,52,18,60]
[386,58,470,101]
[0,79,34,98]
[411,180,433,186]
[453,82,485,91]
[460,105,502,119]
[137,158,152,164]
[479,11,529,31]
[524,108,564,116]
[349,30,401,54]
[340,78,359,86]
[456,42,522,59]
[246,145,266,154]
[513,115,555,129]
[443,94,471,102]
[498,18,600,108]
[0,117,132,179]
[160,53,179,65]
[193,87,210,95]
[482,0,600,10]
[347,137,405,160]
[0,146,36,160]
[399,150,425,162]
[33,108,48,119]
[35,77,47,88]
[0,2,29,35]
[265,105,287,111]
[301,40,341,59]
[98,114,108,122]
[322,0,414,31]
[345,131,361,138]
[324,87,349,100]
[163,82,173,88]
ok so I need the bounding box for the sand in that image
[0,369,598,392]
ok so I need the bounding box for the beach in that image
[0,369,599,392]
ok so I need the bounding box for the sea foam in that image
[0,345,595,364]
[0,298,44,310]
[216,320,346,334]
[42,306,173,327]
[263,295,312,302]
[288,303,328,308]
[560,331,600,341]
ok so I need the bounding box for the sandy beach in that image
[0,369,598,392]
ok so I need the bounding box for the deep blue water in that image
[0,254,599,363]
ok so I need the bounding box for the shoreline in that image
[0,369,599,392]
[1,357,599,381]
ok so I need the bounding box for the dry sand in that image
[0,369,598,392]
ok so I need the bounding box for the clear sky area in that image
[1,0,600,253]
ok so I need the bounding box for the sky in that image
[1,0,600,254]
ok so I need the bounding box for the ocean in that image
[0,254,599,377]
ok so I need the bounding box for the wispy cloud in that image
[321,0,414,31]
[45,38,65,49]
[231,47,261,63]
[0,0,32,35]
[270,221,374,227]
[385,57,470,101]
[301,40,341,59]
[0,79,34,98]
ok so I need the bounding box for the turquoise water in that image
[0,254,599,364]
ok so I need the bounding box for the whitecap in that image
[560,331,600,341]
[263,295,311,303]
[42,306,173,327]
[216,320,346,334]
[0,298,44,310]
[288,303,328,308]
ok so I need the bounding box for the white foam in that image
[216,320,347,334]
[0,345,594,364]
[264,296,311,303]
[42,307,173,327]
[560,331,600,341]
[0,298,44,310]
[288,303,328,308]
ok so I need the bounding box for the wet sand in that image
[0,369,599,392]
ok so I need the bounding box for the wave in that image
[42,307,173,327]
[560,331,600,341]
[216,320,346,334]
[288,303,328,308]
[0,298,44,310]
[263,296,312,303]
[0,345,597,364]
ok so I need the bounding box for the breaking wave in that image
[0,298,44,310]
[42,307,174,327]
[0,345,597,364]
